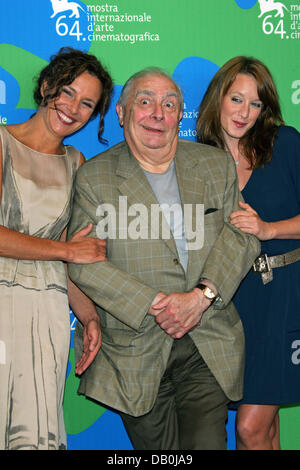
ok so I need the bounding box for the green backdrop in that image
[0,0,299,450]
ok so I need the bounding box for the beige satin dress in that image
[0,125,80,449]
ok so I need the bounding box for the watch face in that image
[203,287,216,299]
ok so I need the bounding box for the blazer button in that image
[173,258,179,265]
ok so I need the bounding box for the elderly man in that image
[68,68,260,450]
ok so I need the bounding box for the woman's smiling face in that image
[220,73,263,147]
[41,71,102,139]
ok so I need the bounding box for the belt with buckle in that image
[253,248,300,284]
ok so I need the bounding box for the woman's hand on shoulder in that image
[230,201,275,241]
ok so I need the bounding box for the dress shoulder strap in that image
[65,145,82,172]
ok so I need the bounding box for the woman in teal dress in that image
[196,56,300,450]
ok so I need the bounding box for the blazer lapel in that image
[175,147,205,205]
[174,143,206,281]
[116,144,179,257]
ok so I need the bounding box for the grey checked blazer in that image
[68,139,260,416]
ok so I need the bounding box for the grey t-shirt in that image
[143,160,188,272]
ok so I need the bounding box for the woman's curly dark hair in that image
[34,47,113,142]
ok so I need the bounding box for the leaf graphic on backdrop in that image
[64,348,106,435]
[234,0,257,9]
[0,44,47,110]
[0,44,47,109]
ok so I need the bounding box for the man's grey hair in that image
[118,67,183,111]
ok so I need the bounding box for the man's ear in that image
[116,102,124,126]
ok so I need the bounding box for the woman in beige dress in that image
[0,47,113,450]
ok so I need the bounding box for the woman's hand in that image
[66,224,106,263]
[75,317,101,375]
[230,201,274,241]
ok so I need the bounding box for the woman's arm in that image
[60,227,102,374]
[0,223,106,262]
[230,201,300,240]
[67,275,101,375]
[230,128,300,241]
[0,143,106,263]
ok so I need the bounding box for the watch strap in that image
[196,283,217,304]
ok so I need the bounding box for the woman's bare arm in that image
[0,142,106,263]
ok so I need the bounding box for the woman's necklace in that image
[231,152,240,166]
[225,142,240,166]
[232,150,241,166]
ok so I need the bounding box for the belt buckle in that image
[253,254,270,274]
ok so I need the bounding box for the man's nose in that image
[151,102,164,120]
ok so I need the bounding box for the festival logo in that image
[49,0,92,43]
[257,0,300,40]
[258,0,288,17]
[50,0,85,19]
